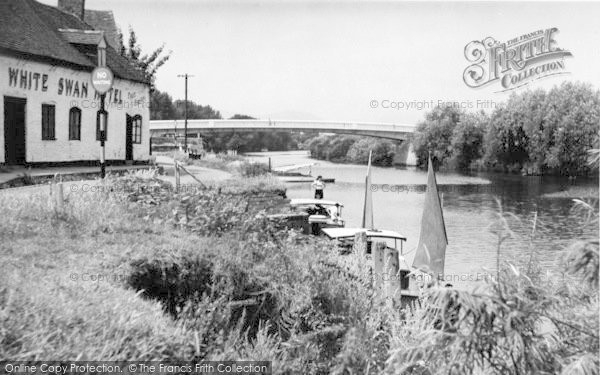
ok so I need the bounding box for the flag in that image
[412,155,448,278]
[362,150,374,229]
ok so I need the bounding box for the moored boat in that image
[322,227,420,301]
[289,198,345,235]
[324,151,449,304]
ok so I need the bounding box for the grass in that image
[180,152,270,177]
[0,171,598,374]
[0,184,191,359]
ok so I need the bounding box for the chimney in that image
[58,0,85,20]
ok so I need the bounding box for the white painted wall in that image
[0,54,150,163]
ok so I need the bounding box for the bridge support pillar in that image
[392,140,417,166]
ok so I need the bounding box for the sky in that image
[41,0,600,124]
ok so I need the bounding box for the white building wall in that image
[0,54,150,163]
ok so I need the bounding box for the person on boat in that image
[315,204,329,216]
[311,176,326,199]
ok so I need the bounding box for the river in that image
[248,151,599,287]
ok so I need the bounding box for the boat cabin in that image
[289,199,345,234]
[321,227,406,254]
[322,227,417,294]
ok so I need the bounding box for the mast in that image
[362,150,374,230]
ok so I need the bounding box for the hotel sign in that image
[463,27,573,92]
[7,66,125,104]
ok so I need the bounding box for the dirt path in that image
[154,155,232,187]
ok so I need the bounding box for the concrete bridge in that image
[149,119,416,141]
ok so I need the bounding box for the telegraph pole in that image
[177,74,194,152]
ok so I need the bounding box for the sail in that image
[412,156,448,278]
[361,150,374,229]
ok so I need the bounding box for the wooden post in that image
[56,181,64,212]
[384,247,400,304]
[372,241,386,302]
[52,175,64,215]
[353,231,367,256]
[175,161,181,193]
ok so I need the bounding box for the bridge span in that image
[150,119,416,141]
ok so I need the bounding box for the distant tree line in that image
[306,135,396,166]
[150,90,222,120]
[413,82,600,176]
[150,90,299,152]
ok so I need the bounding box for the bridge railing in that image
[149,119,416,134]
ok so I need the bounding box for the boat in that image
[322,227,406,254]
[272,163,335,183]
[289,198,345,235]
[322,227,420,300]
[324,152,448,304]
[320,151,418,301]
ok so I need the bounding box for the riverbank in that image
[1,165,597,373]
[0,164,152,189]
[542,185,599,199]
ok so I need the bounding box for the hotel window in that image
[96,111,108,141]
[41,104,55,140]
[133,115,142,144]
[69,107,81,140]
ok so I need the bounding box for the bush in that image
[346,138,396,166]
[307,135,332,160]
[328,137,358,161]
[238,161,270,177]
[172,150,190,165]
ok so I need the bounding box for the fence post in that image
[384,247,400,305]
[174,161,180,193]
[372,241,386,302]
[56,181,64,212]
[51,174,64,214]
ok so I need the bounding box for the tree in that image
[307,135,332,160]
[483,82,600,175]
[346,138,396,166]
[229,114,255,120]
[542,82,600,176]
[345,138,372,164]
[413,106,464,169]
[449,112,487,170]
[119,26,171,90]
[149,90,176,120]
[328,137,358,161]
[483,104,530,173]
[225,133,244,152]
[173,100,222,120]
[518,89,548,172]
